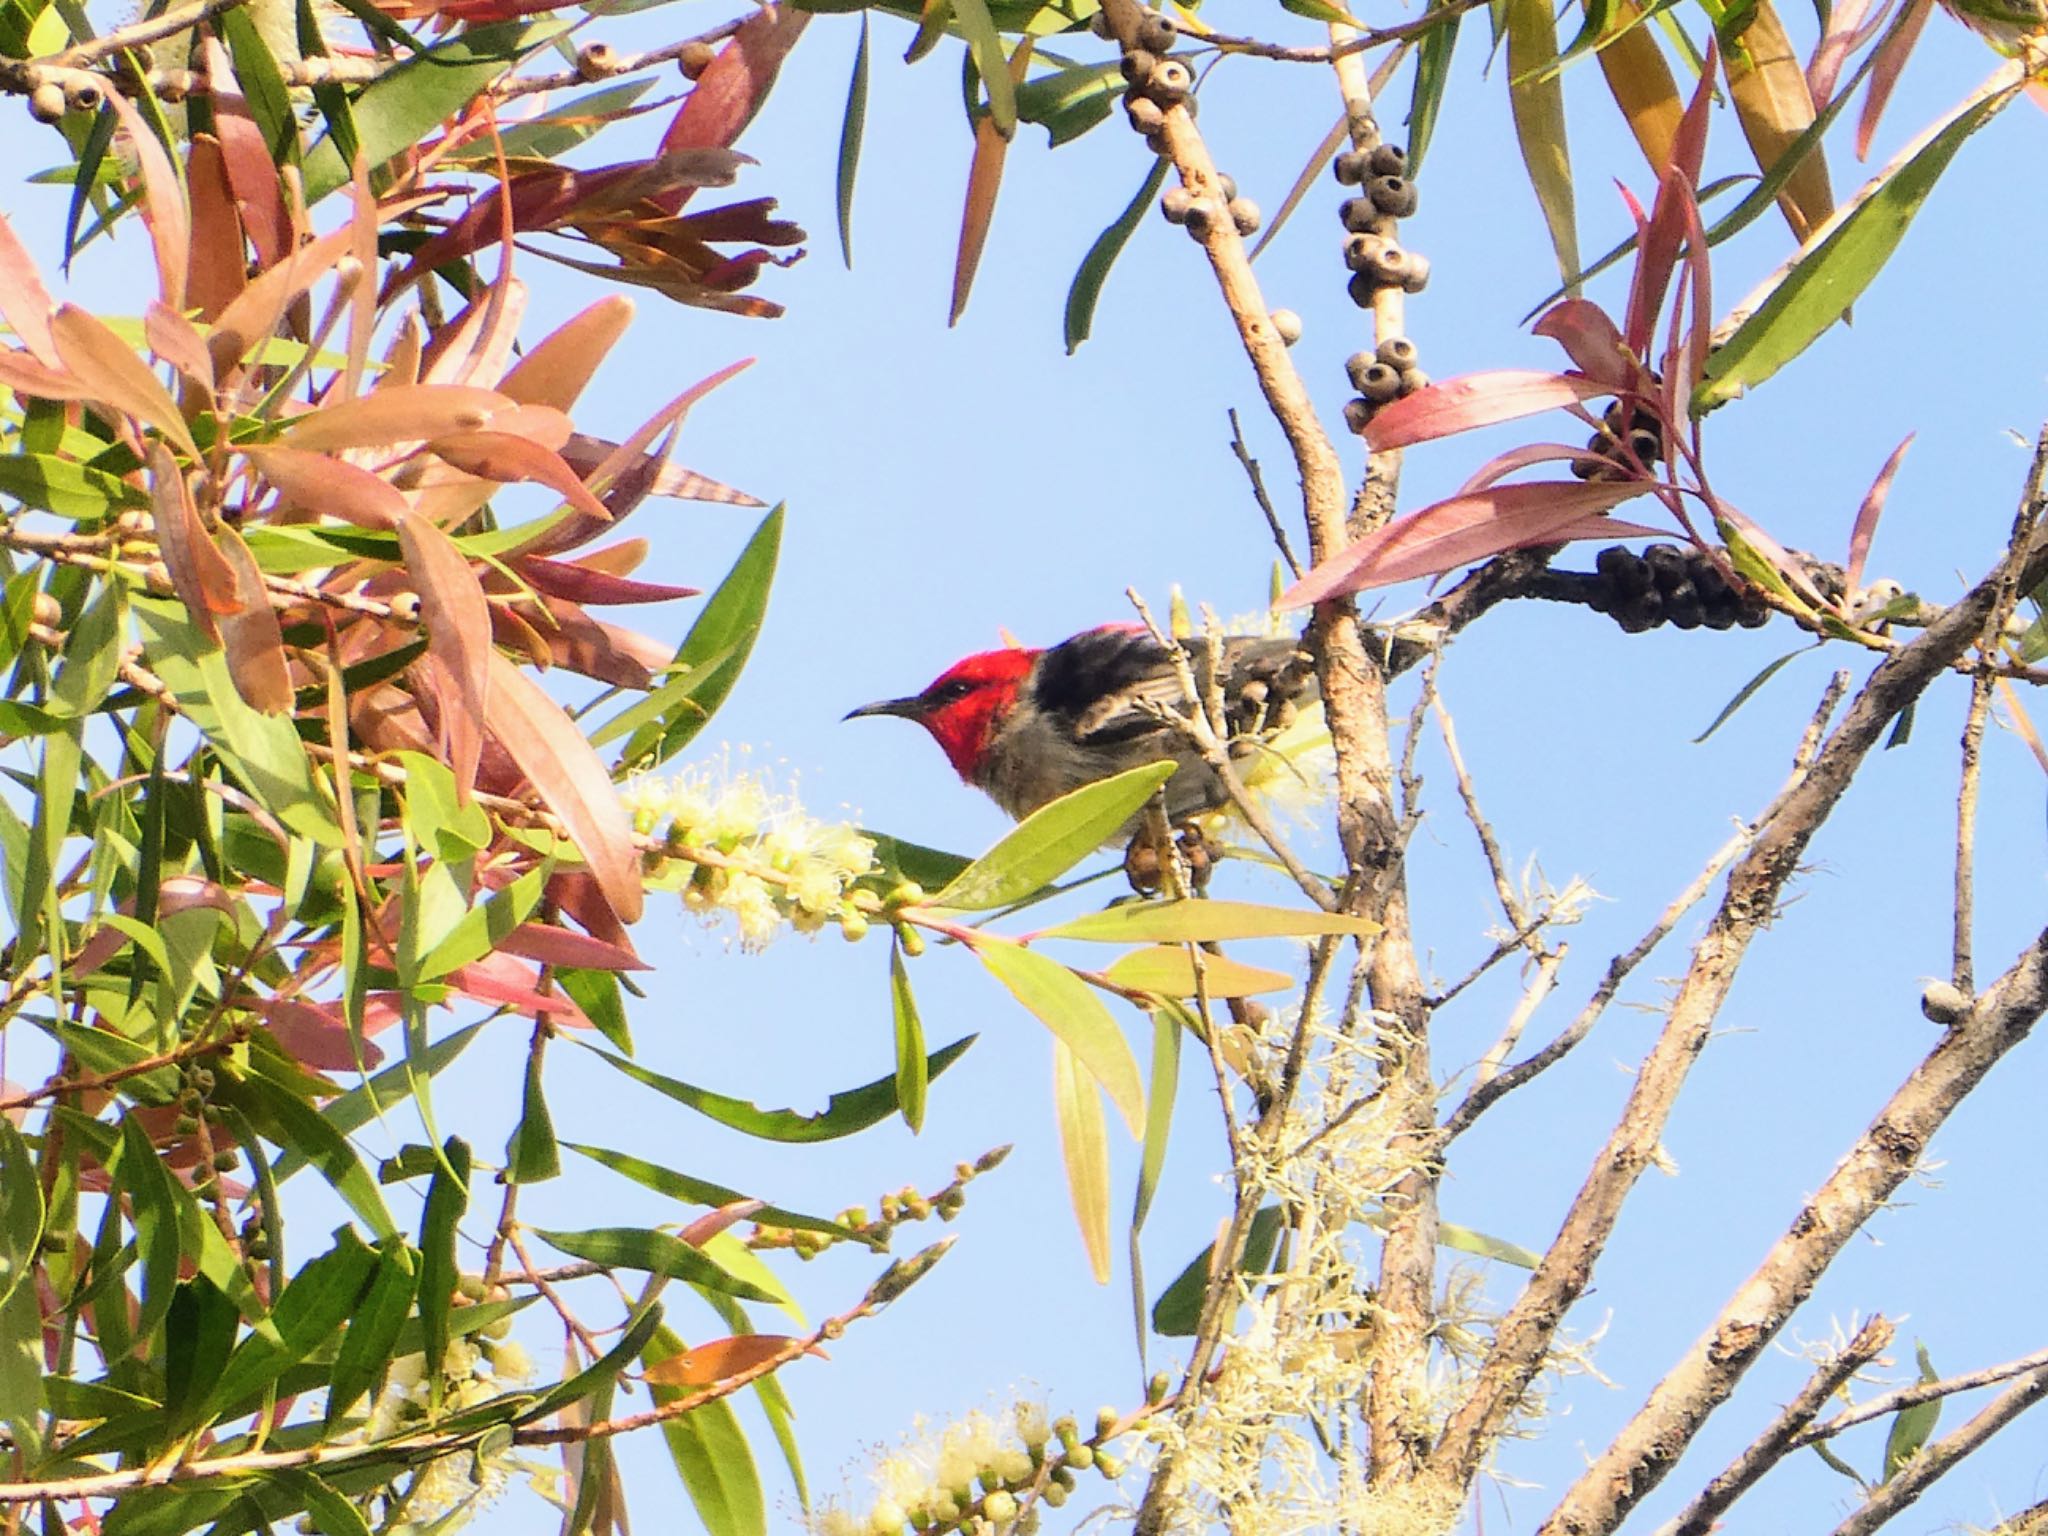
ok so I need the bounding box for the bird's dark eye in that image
[925,679,974,705]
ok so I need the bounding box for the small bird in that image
[846,624,1322,830]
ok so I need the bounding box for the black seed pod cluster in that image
[1339,336,1430,434]
[1584,544,1770,633]
[1334,139,1426,307]
[1571,398,1668,482]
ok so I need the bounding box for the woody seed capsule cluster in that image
[1331,136,1431,433]
[1571,397,1668,482]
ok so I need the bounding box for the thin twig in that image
[1440,670,1851,1143]
[1790,1342,2048,1448]
[1228,409,1302,579]
[1658,1316,1895,1536]
[1826,1365,2048,1536]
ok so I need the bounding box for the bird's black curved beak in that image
[844,695,926,722]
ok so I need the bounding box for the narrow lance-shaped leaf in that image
[930,760,1175,912]
[1053,1037,1113,1284]
[1696,81,2016,413]
[950,37,1034,325]
[1506,0,1580,291]
[836,16,871,267]
[399,513,491,796]
[1723,0,1834,242]
[1591,0,1682,173]
[1280,480,1658,606]
[1066,158,1169,355]
[1042,898,1380,944]
[976,940,1144,1137]
[644,1325,768,1536]
[1845,435,1912,595]
[890,939,928,1133]
[1364,369,1615,451]
[582,1033,976,1142]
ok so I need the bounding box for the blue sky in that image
[9,1,2048,1530]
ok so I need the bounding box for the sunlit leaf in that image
[977,941,1144,1135]
[930,761,1176,911]
[1052,1037,1113,1283]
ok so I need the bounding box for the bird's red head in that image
[846,646,1040,781]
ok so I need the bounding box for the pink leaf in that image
[1458,442,1609,493]
[1625,45,1718,355]
[1807,0,1882,108]
[1856,0,1932,159]
[243,444,410,530]
[1845,434,1912,595]
[1531,300,1641,390]
[1363,370,1614,451]
[1279,481,1659,606]
[428,429,612,521]
[103,90,189,314]
[488,652,645,924]
[399,512,493,796]
[446,952,596,1025]
[280,384,515,453]
[259,998,396,1071]
[658,7,810,169]
[496,921,649,972]
[516,555,698,606]
[0,213,58,368]
[52,305,198,456]
[677,1200,765,1248]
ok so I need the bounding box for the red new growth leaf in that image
[104,89,190,315]
[243,445,410,530]
[280,384,516,453]
[499,295,635,411]
[1530,300,1642,390]
[496,921,648,972]
[148,445,243,637]
[1626,45,1718,356]
[516,555,698,606]
[1846,435,1913,595]
[0,214,57,368]
[487,652,645,925]
[399,512,493,796]
[1279,481,1659,606]
[427,430,613,521]
[642,1334,797,1388]
[678,1199,765,1248]
[659,6,811,174]
[216,526,294,714]
[1364,371,1614,452]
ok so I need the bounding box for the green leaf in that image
[1040,897,1376,943]
[298,0,361,170]
[564,1144,850,1237]
[534,1227,779,1302]
[1103,944,1292,998]
[272,1022,485,1184]
[954,0,1016,135]
[1065,159,1168,354]
[645,1325,767,1536]
[1435,1220,1541,1269]
[254,1471,373,1536]
[0,1118,42,1429]
[1052,1037,1112,1283]
[582,1033,975,1143]
[216,1060,397,1239]
[325,1238,418,1428]
[0,1117,42,1310]
[163,1276,240,1434]
[115,1116,182,1346]
[890,939,927,1133]
[1406,0,1464,172]
[836,15,870,267]
[134,598,344,845]
[863,831,972,893]
[1505,0,1580,291]
[518,1300,663,1422]
[931,760,1176,911]
[416,858,548,981]
[1695,86,2016,413]
[1017,59,1121,146]
[301,20,570,202]
[1128,1001,1181,1359]
[505,1030,561,1183]
[208,1232,378,1416]
[417,1137,471,1413]
[1152,1205,1285,1336]
[1693,646,1811,742]
[610,506,782,768]
[1883,1340,1941,1481]
[976,941,1143,1136]
[218,2,302,163]
[0,453,148,519]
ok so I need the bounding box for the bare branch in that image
[1792,1343,2048,1448]
[1827,1365,2048,1536]
[1658,1316,1896,1536]
[1434,427,2048,1506]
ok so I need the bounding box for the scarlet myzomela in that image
[845,624,1321,829]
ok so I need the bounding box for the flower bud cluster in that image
[357,1323,533,1526]
[754,1147,1009,1259]
[810,1395,1133,1536]
[624,753,880,950]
